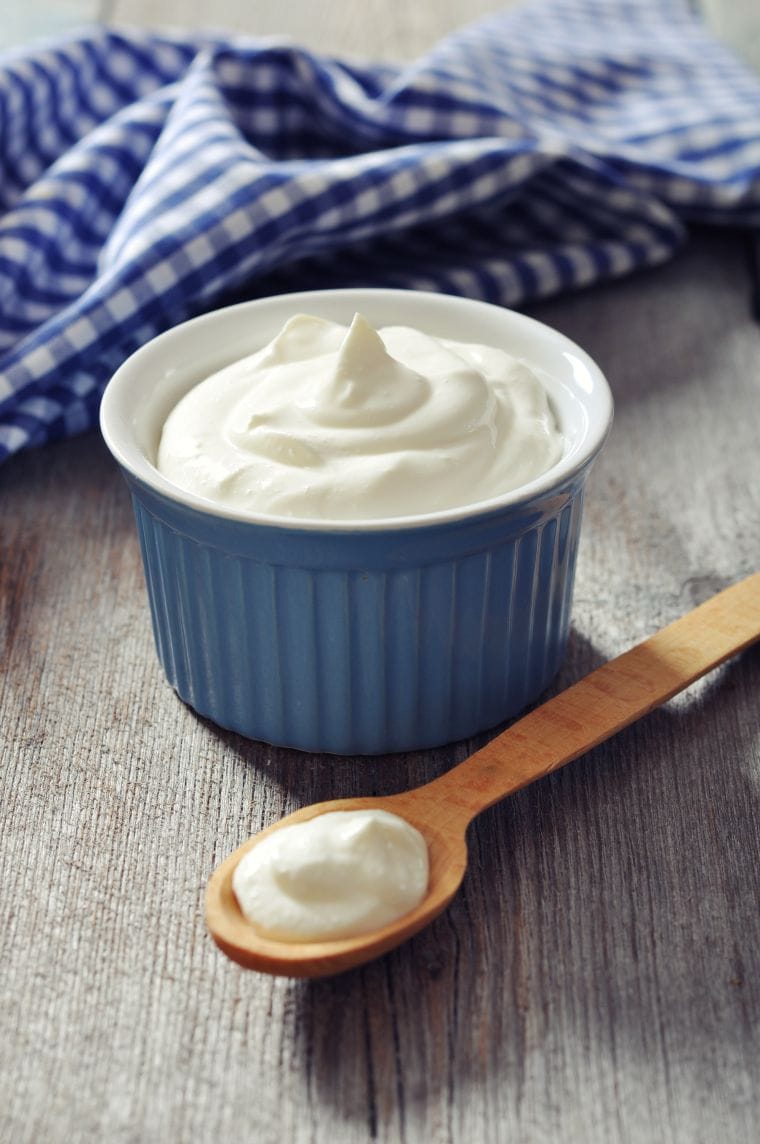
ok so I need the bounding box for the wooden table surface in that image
[2,4,759,1143]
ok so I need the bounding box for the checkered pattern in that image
[2,0,760,460]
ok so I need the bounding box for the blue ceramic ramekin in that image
[100,289,612,754]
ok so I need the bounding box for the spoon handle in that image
[421,571,760,824]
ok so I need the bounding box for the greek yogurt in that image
[232,809,429,942]
[157,313,564,520]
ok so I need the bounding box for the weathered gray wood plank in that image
[104,0,518,60]
[2,231,758,1144]
[0,3,104,50]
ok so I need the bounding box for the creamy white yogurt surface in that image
[232,809,429,942]
[157,313,564,520]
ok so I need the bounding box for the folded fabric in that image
[1,0,759,463]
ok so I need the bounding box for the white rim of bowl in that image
[100,289,614,533]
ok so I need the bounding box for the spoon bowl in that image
[205,793,470,977]
[206,571,760,977]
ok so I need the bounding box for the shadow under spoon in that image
[206,571,760,978]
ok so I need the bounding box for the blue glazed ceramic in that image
[101,289,612,754]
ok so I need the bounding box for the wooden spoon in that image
[206,571,760,978]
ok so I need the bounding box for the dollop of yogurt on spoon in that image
[232,809,429,942]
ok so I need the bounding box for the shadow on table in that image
[264,641,760,1130]
[196,625,612,810]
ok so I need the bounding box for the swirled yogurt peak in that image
[157,312,564,520]
[232,809,430,943]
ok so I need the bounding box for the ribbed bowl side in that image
[129,488,585,755]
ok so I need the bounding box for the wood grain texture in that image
[2,2,760,1142]
[104,0,519,60]
[206,573,760,979]
[0,3,113,51]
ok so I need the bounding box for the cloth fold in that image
[1,0,759,461]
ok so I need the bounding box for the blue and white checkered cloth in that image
[1,0,760,462]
